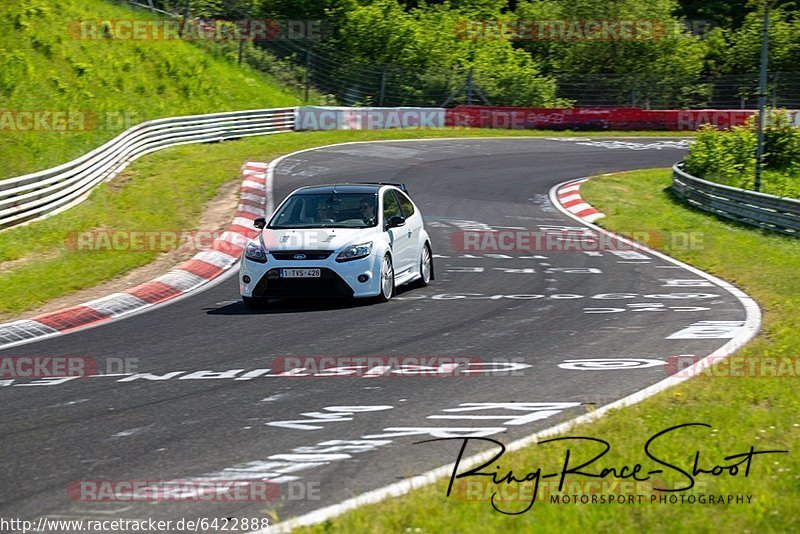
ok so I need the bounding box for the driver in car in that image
[316,200,334,222]
[359,199,376,225]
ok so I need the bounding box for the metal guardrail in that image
[672,162,800,236]
[0,108,296,230]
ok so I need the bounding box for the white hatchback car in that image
[239,183,433,307]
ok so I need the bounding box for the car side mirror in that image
[253,217,266,229]
[386,215,406,229]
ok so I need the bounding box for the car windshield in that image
[268,192,379,229]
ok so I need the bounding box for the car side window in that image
[395,191,415,217]
[383,190,403,224]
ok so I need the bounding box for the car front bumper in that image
[239,253,382,299]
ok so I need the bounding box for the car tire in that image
[376,254,395,302]
[411,242,433,288]
[242,296,268,309]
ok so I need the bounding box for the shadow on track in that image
[205,286,420,316]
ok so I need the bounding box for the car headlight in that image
[244,241,268,263]
[336,241,373,262]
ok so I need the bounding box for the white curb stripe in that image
[192,250,238,269]
[232,217,256,228]
[244,162,268,170]
[566,201,593,213]
[82,293,150,318]
[583,212,606,223]
[559,184,581,194]
[218,231,251,246]
[236,204,264,216]
[559,193,582,203]
[154,270,208,292]
[0,320,60,344]
[240,192,264,203]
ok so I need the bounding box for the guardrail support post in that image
[379,65,387,107]
[754,1,770,192]
[305,50,312,103]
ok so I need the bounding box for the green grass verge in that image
[0,0,299,179]
[0,129,691,317]
[286,169,800,533]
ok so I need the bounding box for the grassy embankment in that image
[0,0,299,179]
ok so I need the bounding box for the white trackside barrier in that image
[295,106,446,131]
[0,108,296,229]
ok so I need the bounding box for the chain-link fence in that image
[265,39,799,108]
[121,1,800,109]
[555,73,800,109]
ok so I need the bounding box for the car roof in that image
[293,183,407,195]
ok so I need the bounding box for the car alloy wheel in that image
[379,255,394,301]
[419,244,432,285]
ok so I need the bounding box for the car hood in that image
[259,227,376,252]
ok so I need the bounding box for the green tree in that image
[513,0,710,106]
[326,0,560,105]
[721,5,800,74]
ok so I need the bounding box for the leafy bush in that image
[684,110,800,196]
[762,110,800,170]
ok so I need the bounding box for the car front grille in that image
[270,251,334,261]
[253,268,354,298]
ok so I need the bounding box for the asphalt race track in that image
[0,138,750,528]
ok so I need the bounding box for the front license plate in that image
[280,268,321,278]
